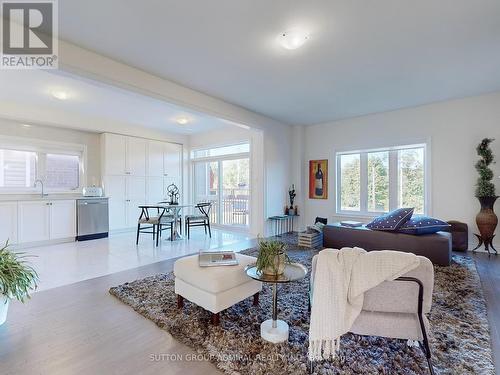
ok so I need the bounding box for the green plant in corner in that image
[0,241,38,303]
[255,237,290,276]
[475,138,496,197]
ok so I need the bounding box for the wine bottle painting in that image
[309,160,328,199]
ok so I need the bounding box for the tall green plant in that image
[475,138,497,197]
[0,241,38,302]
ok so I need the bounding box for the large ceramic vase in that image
[473,196,499,255]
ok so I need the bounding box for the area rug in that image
[110,234,495,374]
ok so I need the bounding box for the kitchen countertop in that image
[0,194,108,202]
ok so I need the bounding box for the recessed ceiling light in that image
[278,29,309,50]
[51,90,68,100]
[22,124,31,128]
[176,116,189,125]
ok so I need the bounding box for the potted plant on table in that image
[473,138,499,254]
[256,237,290,276]
[0,241,38,325]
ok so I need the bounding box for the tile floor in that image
[26,227,253,292]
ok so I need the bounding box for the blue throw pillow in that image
[366,208,414,231]
[398,216,450,235]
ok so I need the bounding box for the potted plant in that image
[256,237,290,276]
[0,241,38,325]
[473,138,499,254]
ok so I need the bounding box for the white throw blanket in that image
[308,247,420,361]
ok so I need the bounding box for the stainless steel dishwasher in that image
[76,198,109,241]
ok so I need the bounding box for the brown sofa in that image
[323,223,452,266]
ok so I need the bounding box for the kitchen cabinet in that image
[50,200,76,239]
[104,175,127,230]
[126,137,147,176]
[147,140,165,177]
[147,176,164,204]
[163,142,182,179]
[102,133,182,230]
[126,176,146,228]
[0,202,18,244]
[18,200,77,243]
[102,133,127,175]
[18,201,51,243]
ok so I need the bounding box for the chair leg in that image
[170,224,173,241]
[136,223,140,245]
[207,220,211,238]
[152,224,156,241]
[156,225,160,247]
[187,219,190,239]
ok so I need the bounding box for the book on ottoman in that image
[198,250,239,267]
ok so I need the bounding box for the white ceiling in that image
[0,70,232,134]
[56,0,500,125]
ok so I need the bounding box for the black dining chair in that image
[185,202,212,239]
[136,206,163,245]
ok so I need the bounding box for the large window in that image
[0,138,85,193]
[336,144,426,215]
[192,143,250,228]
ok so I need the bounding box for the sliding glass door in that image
[192,144,250,229]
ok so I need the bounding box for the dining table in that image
[138,203,193,241]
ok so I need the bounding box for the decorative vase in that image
[263,254,286,276]
[473,196,499,255]
[0,295,9,326]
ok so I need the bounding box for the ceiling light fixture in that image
[51,90,69,100]
[176,116,189,125]
[278,29,309,50]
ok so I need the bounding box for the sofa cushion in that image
[174,253,256,294]
[398,216,450,235]
[366,208,414,231]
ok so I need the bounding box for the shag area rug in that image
[110,234,494,374]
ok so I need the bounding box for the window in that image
[336,144,426,215]
[192,143,250,228]
[0,138,85,193]
[45,154,80,190]
[0,150,37,188]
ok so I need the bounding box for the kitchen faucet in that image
[34,179,48,197]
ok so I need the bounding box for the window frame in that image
[0,135,87,194]
[190,141,251,230]
[335,143,429,217]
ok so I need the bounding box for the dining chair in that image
[185,202,212,239]
[136,206,163,245]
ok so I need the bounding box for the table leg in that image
[272,283,278,328]
[260,282,289,343]
[168,207,184,241]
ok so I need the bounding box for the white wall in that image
[0,118,102,186]
[302,92,500,249]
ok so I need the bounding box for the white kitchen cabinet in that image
[147,140,165,177]
[50,200,76,239]
[0,202,18,244]
[104,175,127,230]
[18,201,51,243]
[147,176,165,204]
[126,176,146,228]
[126,137,147,176]
[102,133,127,175]
[18,200,77,243]
[163,143,182,179]
[102,133,182,230]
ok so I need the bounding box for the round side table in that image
[245,263,307,343]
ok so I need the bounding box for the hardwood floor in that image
[0,249,499,375]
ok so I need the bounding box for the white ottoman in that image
[174,253,262,325]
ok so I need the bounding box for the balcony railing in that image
[196,188,249,227]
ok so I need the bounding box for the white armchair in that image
[310,254,435,374]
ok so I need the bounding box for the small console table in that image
[268,215,298,236]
